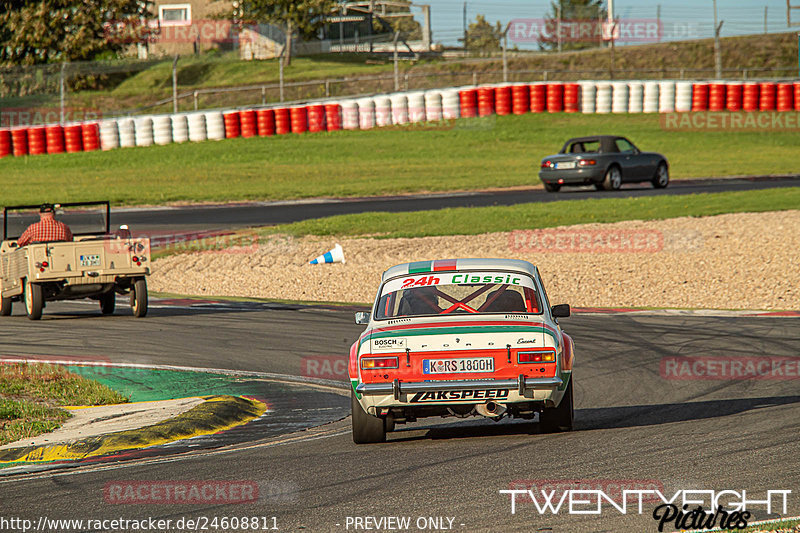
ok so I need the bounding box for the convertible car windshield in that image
[374,271,541,319]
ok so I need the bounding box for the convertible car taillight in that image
[518,350,556,363]
[541,160,553,168]
[361,356,399,370]
[578,159,597,166]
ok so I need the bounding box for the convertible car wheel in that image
[544,183,561,193]
[652,162,669,188]
[602,166,622,191]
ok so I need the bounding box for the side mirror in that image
[354,311,370,325]
[551,304,570,318]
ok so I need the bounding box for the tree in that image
[372,3,422,40]
[222,0,336,66]
[0,1,153,65]
[461,14,502,56]
[539,0,606,51]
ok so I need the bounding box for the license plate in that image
[555,161,576,169]
[80,254,101,267]
[423,357,494,374]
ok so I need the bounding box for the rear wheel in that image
[601,166,622,191]
[24,282,43,321]
[652,162,669,188]
[99,291,116,315]
[543,182,561,193]
[540,377,574,433]
[351,391,386,444]
[0,297,12,316]
[130,279,148,318]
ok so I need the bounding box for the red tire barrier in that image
[64,124,83,153]
[81,123,100,151]
[324,104,342,131]
[477,87,495,117]
[239,110,257,138]
[511,85,530,115]
[274,108,290,135]
[546,83,564,113]
[776,83,794,112]
[223,111,241,138]
[708,83,726,111]
[290,106,308,134]
[691,83,709,111]
[563,83,580,113]
[742,83,759,112]
[11,128,28,157]
[459,89,478,118]
[45,125,65,154]
[0,129,11,158]
[27,126,47,155]
[794,82,800,111]
[726,83,743,112]
[758,82,776,111]
[530,84,546,112]
[494,85,512,116]
[256,109,275,136]
[307,104,326,133]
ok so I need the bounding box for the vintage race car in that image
[349,258,575,444]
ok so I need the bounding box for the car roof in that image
[565,135,623,143]
[382,258,537,282]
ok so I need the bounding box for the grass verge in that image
[0,363,129,446]
[2,113,799,206]
[256,188,800,239]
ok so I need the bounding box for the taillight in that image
[541,160,553,169]
[132,256,138,262]
[578,159,597,166]
[361,356,399,370]
[518,351,556,363]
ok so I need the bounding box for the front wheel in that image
[540,376,574,433]
[351,391,386,444]
[543,182,561,193]
[0,296,12,316]
[99,291,116,315]
[130,279,148,318]
[601,166,622,191]
[652,162,669,188]
[24,282,44,321]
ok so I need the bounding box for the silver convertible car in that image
[539,135,669,192]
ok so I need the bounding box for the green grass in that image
[260,187,800,238]
[0,363,129,446]
[2,113,799,206]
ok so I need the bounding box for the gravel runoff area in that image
[150,211,799,311]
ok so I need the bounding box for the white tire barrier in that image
[99,120,120,151]
[205,111,225,140]
[643,81,660,113]
[152,115,172,145]
[424,90,443,121]
[171,114,189,143]
[580,81,596,114]
[390,93,409,124]
[675,81,693,112]
[658,81,676,113]
[407,91,426,123]
[187,112,207,142]
[357,97,376,130]
[611,82,629,113]
[133,116,154,147]
[118,118,135,148]
[596,83,612,114]
[628,82,644,113]
[373,95,392,127]
[441,88,460,119]
[340,100,359,130]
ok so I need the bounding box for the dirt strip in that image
[149,211,799,311]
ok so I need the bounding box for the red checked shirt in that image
[16,213,73,247]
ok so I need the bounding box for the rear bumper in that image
[539,168,604,184]
[356,376,563,400]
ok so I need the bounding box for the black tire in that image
[0,297,12,316]
[351,390,386,444]
[99,291,116,315]
[593,182,604,191]
[130,279,148,318]
[601,165,622,191]
[543,182,561,193]
[540,376,574,433]
[24,282,43,321]
[652,162,669,189]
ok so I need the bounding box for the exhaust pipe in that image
[475,401,506,418]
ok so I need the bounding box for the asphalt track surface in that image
[0,300,798,532]
[112,175,800,233]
